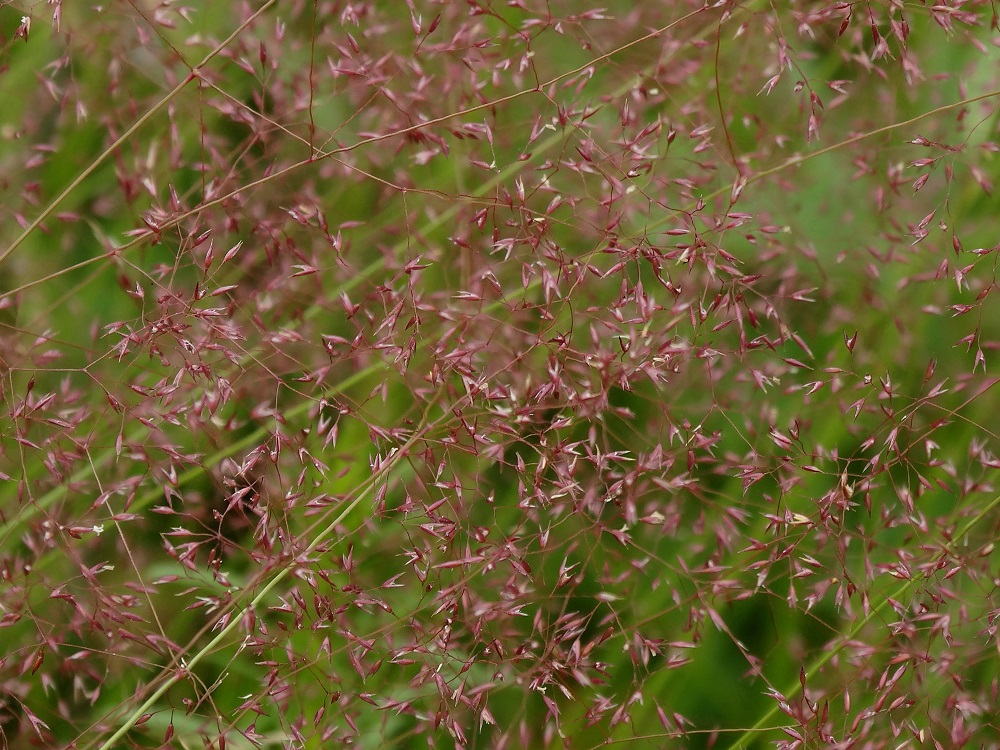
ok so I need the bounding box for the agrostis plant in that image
[1,1,999,748]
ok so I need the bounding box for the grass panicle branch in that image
[1,2,999,749]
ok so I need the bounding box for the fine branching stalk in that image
[3,2,1000,749]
